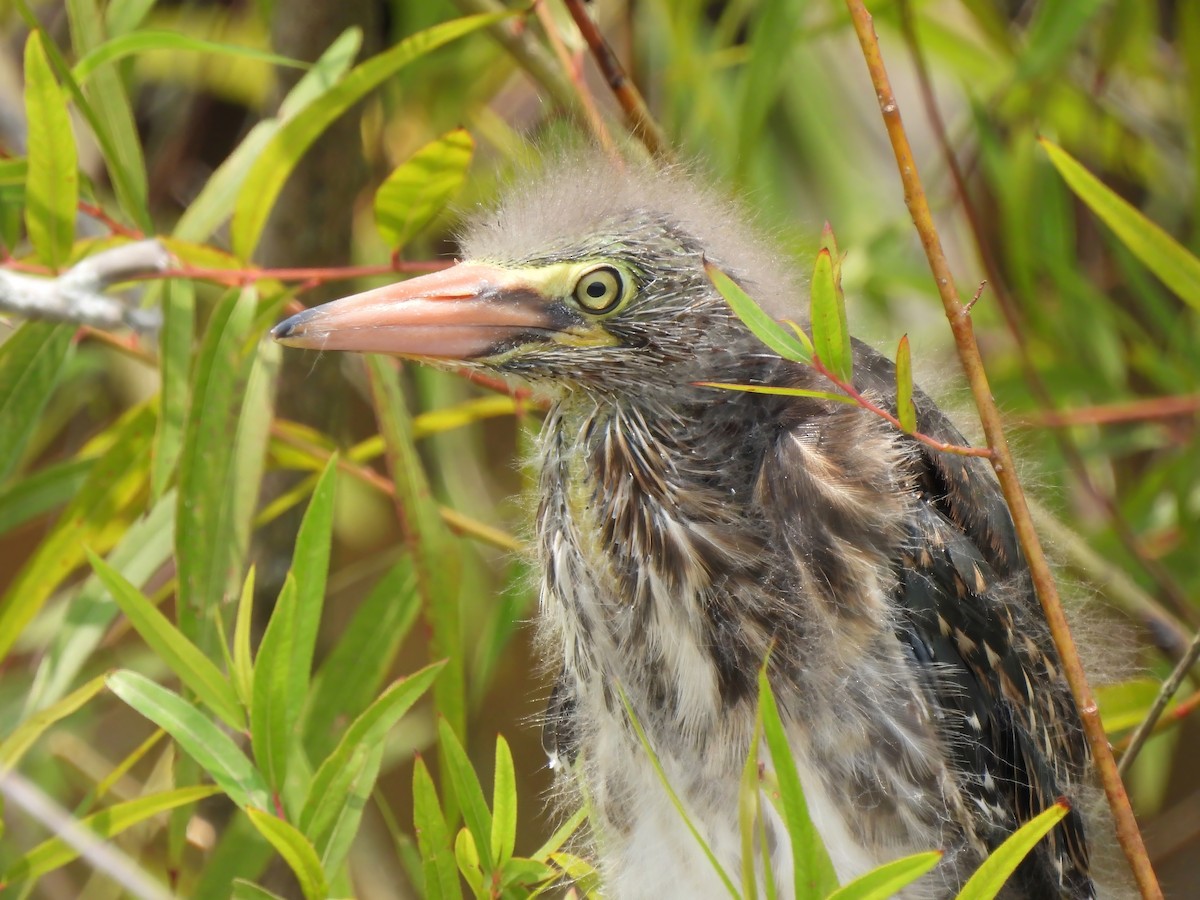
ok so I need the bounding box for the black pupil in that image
[586,280,608,299]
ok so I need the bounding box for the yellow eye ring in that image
[573,265,627,314]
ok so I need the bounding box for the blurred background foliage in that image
[0,0,1196,897]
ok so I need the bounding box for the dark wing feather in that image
[853,342,1094,897]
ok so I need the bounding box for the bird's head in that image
[272,149,802,396]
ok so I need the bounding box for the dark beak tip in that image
[271,309,314,342]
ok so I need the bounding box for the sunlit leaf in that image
[956,802,1070,899]
[414,755,459,900]
[895,334,917,434]
[0,674,106,770]
[72,31,307,84]
[23,31,78,268]
[375,129,474,249]
[707,262,812,364]
[244,808,328,900]
[824,851,942,900]
[811,248,851,383]
[491,735,517,865]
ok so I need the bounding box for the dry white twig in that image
[0,240,169,333]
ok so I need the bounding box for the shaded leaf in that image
[438,717,494,871]
[414,756,459,900]
[0,674,106,770]
[0,322,74,484]
[251,574,299,792]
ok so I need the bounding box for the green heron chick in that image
[273,152,1099,899]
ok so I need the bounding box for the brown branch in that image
[561,0,670,159]
[844,3,1162,897]
[895,0,1196,628]
[532,0,617,155]
[1026,395,1200,428]
[152,259,451,288]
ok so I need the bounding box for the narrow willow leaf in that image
[811,248,852,383]
[1,785,219,883]
[0,322,74,483]
[758,669,838,899]
[0,403,153,662]
[438,717,495,871]
[152,278,195,502]
[251,574,299,792]
[232,567,256,711]
[824,851,942,900]
[24,490,174,713]
[895,334,917,434]
[71,31,307,84]
[176,287,257,648]
[107,670,270,810]
[244,808,328,900]
[1041,139,1200,311]
[531,806,587,863]
[286,456,338,735]
[303,558,420,760]
[499,857,557,891]
[706,262,812,364]
[491,735,517,865]
[23,31,78,268]
[698,382,856,404]
[0,456,90,535]
[366,356,465,774]
[375,129,474,249]
[455,827,486,896]
[299,662,444,845]
[0,674,106,770]
[739,711,762,900]
[315,740,384,874]
[618,687,739,898]
[88,550,244,731]
[956,802,1069,900]
[414,756,459,900]
[174,28,361,243]
[231,13,509,258]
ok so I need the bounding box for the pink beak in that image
[271,263,555,359]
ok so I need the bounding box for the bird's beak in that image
[270,263,555,360]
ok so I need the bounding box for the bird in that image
[272,148,1104,899]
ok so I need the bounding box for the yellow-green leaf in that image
[375,129,474,250]
[23,31,78,268]
[245,808,328,900]
[811,247,852,383]
[824,851,942,900]
[956,801,1070,900]
[707,262,813,364]
[895,334,917,434]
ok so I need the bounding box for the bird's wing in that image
[853,344,1094,896]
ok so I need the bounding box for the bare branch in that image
[0,239,169,333]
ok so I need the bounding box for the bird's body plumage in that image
[274,150,1106,899]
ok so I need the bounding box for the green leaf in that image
[375,129,474,249]
[811,248,852,383]
[174,28,362,243]
[244,808,329,900]
[491,735,517,866]
[895,334,917,434]
[304,557,420,759]
[956,801,1070,900]
[0,321,74,483]
[71,30,308,85]
[232,881,288,900]
[0,674,106,770]
[107,670,270,811]
[455,827,486,897]
[707,262,813,364]
[23,31,78,268]
[314,740,383,874]
[88,550,244,731]
[698,382,855,404]
[1,785,219,883]
[176,287,258,649]
[152,278,195,502]
[824,851,942,900]
[24,490,175,713]
[232,567,257,711]
[286,455,338,736]
[0,403,153,663]
[1041,139,1200,311]
[0,456,90,535]
[251,574,299,792]
[438,717,495,871]
[739,706,763,900]
[299,661,444,846]
[1096,678,1173,733]
[414,755,459,900]
[757,669,838,899]
[231,13,509,259]
[618,686,739,898]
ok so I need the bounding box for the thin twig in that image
[895,0,1196,628]
[154,259,451,289]
[532,0,617,154]
[1027,395,1200,428]
[561,0,670,159]
[843,4,1162,897]
[1118,626,1200,777]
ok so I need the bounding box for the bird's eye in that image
[572,265,627,315]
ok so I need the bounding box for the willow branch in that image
[1118,625,1200,777]
[843,3,1161,897]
